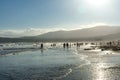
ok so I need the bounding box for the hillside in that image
[36,26,120,40]
[1,26,120,42]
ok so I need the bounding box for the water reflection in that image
[40,49,44,56]
[96,63,106,80]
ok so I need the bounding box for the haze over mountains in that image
[0,26,120,42]
[36,26,120,40]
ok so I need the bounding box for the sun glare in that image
[84,0,110,8]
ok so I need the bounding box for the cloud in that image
[0,28,64,37]
[0,28,47,37]
[0,23,109,37]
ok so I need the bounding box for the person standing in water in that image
[63,43,66,48]
[66,43,69,48]
[41,43,43,49]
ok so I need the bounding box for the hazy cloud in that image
[0,23,109,37]
[0,28,47,37]
[0,28,65,37]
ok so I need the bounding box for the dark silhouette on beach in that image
[41,43,43,49]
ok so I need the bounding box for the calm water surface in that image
[0,47,120,80]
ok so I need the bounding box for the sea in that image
[0,43,120,80]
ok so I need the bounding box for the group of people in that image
[39,42,82,49]
[63,43,70,48]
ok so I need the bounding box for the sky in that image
[0,0,120,37]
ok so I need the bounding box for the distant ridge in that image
[102,32,120,40]
[0,26,120,42]
[36,26,120,39]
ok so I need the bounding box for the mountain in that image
[102,32,120,40]
[1,26,120,42]
[35,26,120,41]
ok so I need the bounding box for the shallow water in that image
[0,47,120,80]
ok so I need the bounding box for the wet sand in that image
[63,49,120,80]
[0,47,120,80]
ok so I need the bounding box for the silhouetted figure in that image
[53,43,56,47]
[66,43,69,48]
[77,42,79,47]
[51,44,53,47]
[51,43,56,47]
[109,41,112,46]
[74,43,76,46]
[76,42,81,47]
[41,43,43,49]
[63,43,66,48]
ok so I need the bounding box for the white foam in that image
[54,68,72,80]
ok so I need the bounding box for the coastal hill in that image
[0,26,120,42]
[36,26,120,40]
[102,32,120,40]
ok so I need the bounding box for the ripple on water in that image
[0,64,78,80]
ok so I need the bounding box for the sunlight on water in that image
[1,45,120,80]
[96,63,106,80]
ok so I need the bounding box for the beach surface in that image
[0,47,120,80]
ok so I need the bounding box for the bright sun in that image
[84,0,110,8]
